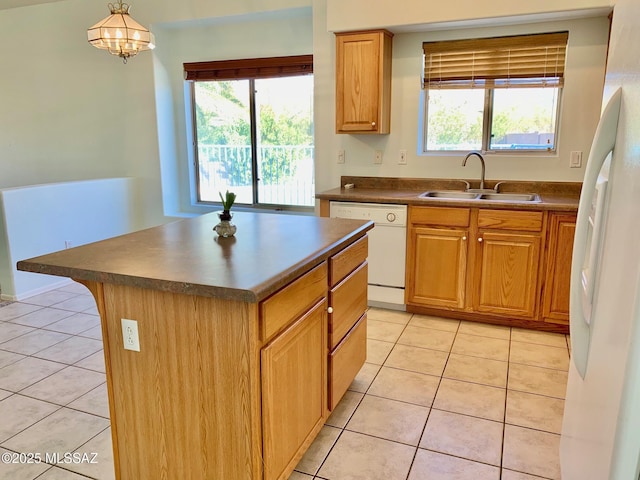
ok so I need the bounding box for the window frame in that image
[184,55,314,211]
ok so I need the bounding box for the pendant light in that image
[87,1,155,63]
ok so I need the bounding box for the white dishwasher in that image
[330,201,407,309]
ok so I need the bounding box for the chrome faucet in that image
[462,152,486,190]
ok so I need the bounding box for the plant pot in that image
[214,212,237,237]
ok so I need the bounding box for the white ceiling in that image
[0,0,66,11]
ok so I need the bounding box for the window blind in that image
[423,32,568,89]
[184,55,313,81]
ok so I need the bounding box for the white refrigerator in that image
[561,0,640,478]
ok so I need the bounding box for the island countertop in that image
[17,211,373,303]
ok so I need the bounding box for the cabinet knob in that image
[462,236,467,241]
[327,306,334,314]
[478,237,483,243]
[371,122,376,127]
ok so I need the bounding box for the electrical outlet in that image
[337,149,345,164]
[121,318,140,352]
[374,150,383,164]
[399,150,407,165]
[64,240,72,249]
[570,151,583,168]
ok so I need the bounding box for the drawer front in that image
[261,262,328,342]
[329,262,368,349]
[329,313,367,411]
[478,209,543,232]
[330,235,368,286]
[410,206,470,227]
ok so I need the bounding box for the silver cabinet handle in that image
[327,306,334,314]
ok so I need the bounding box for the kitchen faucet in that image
[462,152,486,190]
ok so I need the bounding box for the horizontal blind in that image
[184,55,313,81]
[423,32,568,89]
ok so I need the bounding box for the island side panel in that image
[99,283,261,480]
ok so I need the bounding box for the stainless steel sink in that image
[419,191,479,199]
[419,191,541,202]
[477,193,540,202]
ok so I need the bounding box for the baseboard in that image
[3,278,74,302]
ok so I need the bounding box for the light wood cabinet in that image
[542,212,577,324]
[335,30,393,134]
[407,206,544,323]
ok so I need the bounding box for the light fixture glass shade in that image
[87,2,155,61]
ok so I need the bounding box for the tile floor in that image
[0,286,570,480]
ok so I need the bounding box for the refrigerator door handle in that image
[570,87,622,379]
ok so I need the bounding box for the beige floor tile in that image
[318,430,415,480]
[503,425,561,480]
[0,303,42,322]
[397,326,455,352]
[366,308,411,325]
[78,325,103,341]
[511,328,568,348]
[326,390,363,428]
[384,344,449,376]
[0,357,66,391]
[294,425,341,475]
[408,315,460,332]
[506,390,565,434]
[0,389,11,401]
[0,447,49,479]
[34,336,103,365]
[458,321,511,339]
[51,296,96,313]
[0,330,70,356]
[0,350,25,369]
[66,427,115,480]
[55,284,90,295]
[83,306,100,316]
[0,322,36,343]
[366,339,394,365]
[420,409,503,466]
[443,353,508,387]
[8,308,74,329]
[451,333,509,361]
[433,378,505,421]
[366,319,405,342]
[22,291,79,307]
[3,408,110,456]
[288,472,313,480]
[68,383,110,418]
[21,366,105,406]
[75,351,106,373]
[408,449,500,480]
[35,467,91,479]
[347,395,429,445]
[0,394,59,442]
[367,366,440,407]
[510,341,570,371]
[43,313,101,335]
[508,364,568,399]
[501,469,548,479]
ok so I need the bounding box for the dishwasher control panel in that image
[329,202,407,226]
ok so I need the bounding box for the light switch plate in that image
[570,151,583,168]
[374,150,383,164]
[121,318,140,352]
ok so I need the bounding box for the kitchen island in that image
[17,212,373,480]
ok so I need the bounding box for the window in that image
[184,55,314,208]
[422,32,568,153]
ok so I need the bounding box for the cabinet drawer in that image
[330,235,368,286]
[329,262,368,349]
[329,313,367,411]
[410,206,470,227]
[261,262,327,342]
[478,209,543,232]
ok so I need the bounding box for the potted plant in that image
[214,190,237,237]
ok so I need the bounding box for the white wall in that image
[313,15,610,192]
[0,178,143,300]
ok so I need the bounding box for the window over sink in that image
[421,32,568,154]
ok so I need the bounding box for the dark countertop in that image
[316,177,581,212]
[17,212,374,303]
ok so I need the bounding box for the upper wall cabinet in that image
[335,30,393,134]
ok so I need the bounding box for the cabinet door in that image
[474,231,541,318]
[407,226,468,309]
[542,213,576,324]
[335,31,391,133]
[261,299,327,480]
